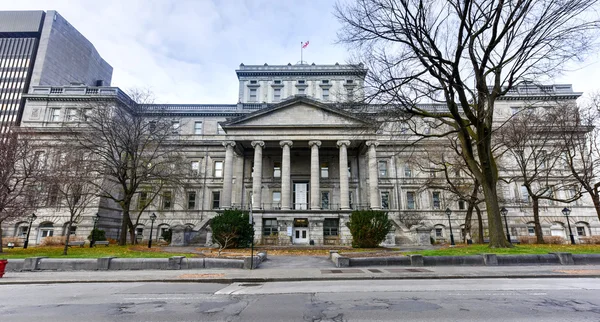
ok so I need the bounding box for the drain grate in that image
[368,269,383,273]
[321,269,364,274]
[385,268,433,273]
[238,283,263,287]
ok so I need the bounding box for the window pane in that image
[194,122,203,135]
[214,161,223,177]
[212,191,220,209]
[163,191,172,209]
[273,162,281,177]
[381,191,389,209]
[407,192,415,209]
[432,192,440,209]
[378,161,387,177]
[188,191,196,209]
[321,192,330,209]
[320,162,329,178]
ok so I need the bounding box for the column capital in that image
[365,140,379,148]
[279,140,293,148]
[308,140,322,148]
[222,141,236,148]
[251,140,265,148]
[336,140,351,148]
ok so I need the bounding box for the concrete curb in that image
[2,273,600,285]
[340,253,600,267]
[6,253,269,272]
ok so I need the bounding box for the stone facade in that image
[4,64,600,247]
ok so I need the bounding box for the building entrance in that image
[293,218,309,244]
[294,183,308,210]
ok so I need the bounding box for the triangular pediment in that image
[222,96,370,129]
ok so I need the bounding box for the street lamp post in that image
[501,207,511,243]
[249,204,255,270]
[148,213,157,248]
[23,213,37,249]
[562,207,576,245]
[445,207,455,246]
[90,213,99,248]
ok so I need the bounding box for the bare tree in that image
[42,146,101,255]
[499,109,580,243]
[335,0,599,247]
[65,89,185,245]
[0,130,41,253]
[556,94,600,221]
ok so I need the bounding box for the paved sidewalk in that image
[2,264,600,285]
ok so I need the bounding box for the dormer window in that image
[346,79,354,84]
[298,80,306,84]
[250,80,258,84]
[322,80,329,84]
[274,80,282,85]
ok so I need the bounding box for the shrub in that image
[579,236,600,245]
[161,229,172,243]
[211,209,253,250]
[2,237,23,247]
[346,210,393,248]
[518,236,566,244]
[87,229,106,241]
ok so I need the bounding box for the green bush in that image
[161,229,172,243]
[211,210,253,248]
[346,210,393,248]
[87,229,106,241]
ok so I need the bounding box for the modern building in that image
[0,10,112,130]
[6,63,600,247]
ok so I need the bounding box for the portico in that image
[219,96,380,245]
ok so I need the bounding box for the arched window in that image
[550,222,566,238]
[62,222,77,236]
[575,222,591,237]
[157,224,171,240]
[432,224,446,239]
[526,222,536,236]
[14,221,29,238]
[37,222,55,243]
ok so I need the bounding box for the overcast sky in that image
[4,0,600,104]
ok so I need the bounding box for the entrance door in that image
[293,228,309,244]
[294,183,308,210]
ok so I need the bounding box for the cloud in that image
[3,0,599,104]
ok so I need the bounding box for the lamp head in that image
[30,213,37,221]
[500,207,508,216]
[445,207,451,217]
[562,207,571,217]
[150,213,157,221]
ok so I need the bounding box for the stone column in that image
[366,141,380,209]
[337,140,351,210]
[280,140,293,210]
[251,141,264,210]
[309,140,322,210]
[222,141,236,209]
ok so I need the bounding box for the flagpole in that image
[300,41,303,64]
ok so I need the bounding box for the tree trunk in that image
[480,177,512,248]
[463,203,474,243]
[532,197,545,244]
[476,206,484,244]
[63,221,73,256]
[119,209,130,246]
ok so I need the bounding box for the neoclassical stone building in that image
[6,63,600,246]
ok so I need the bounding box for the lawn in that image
[406,244,600,256]
[0,245,200,259]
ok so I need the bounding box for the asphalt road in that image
[1,278,599,321]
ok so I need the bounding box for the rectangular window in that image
[274,80,282,85]
[190,161,199,175]
[187,191,196,210]
[349,191,354,209]
[66,108,77,121]
[194,121,203,135]
[406,191,416,210]
[272,191,281,208]
[381,191,390,209]
[324,218,339,236]
[577,227,586,236]
[68,226,77,236]
[47,184,59,207]
[273,162,281,178]
[432,191,441,209]
[273,88,281,102]
[137,192,148,210]
[298,80,306,84]
[171,121,180,134]
[458,200,466,210]
[217,124,225,134]
[539,150,547,169]
[378,160,388,177]
[404,165,412,177]
[321,80,329,84]
[249,88,257,102]
[263,218,278,236]
[250,80,258,84]
[51,108,61,122]
[528,226,535,236]
[321,191,330,210]
[346,79,354,84]
[212,191,221,209]
[320,162,329,178]
[18,226,28,237]
[347,90,354,101]
[136,227,144,236]
[435,228,443,237]
[214,161,223,178]
[162,191,172,210]
[521,185,529,203]
[348,161,352,178]
[322,88,329,101]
